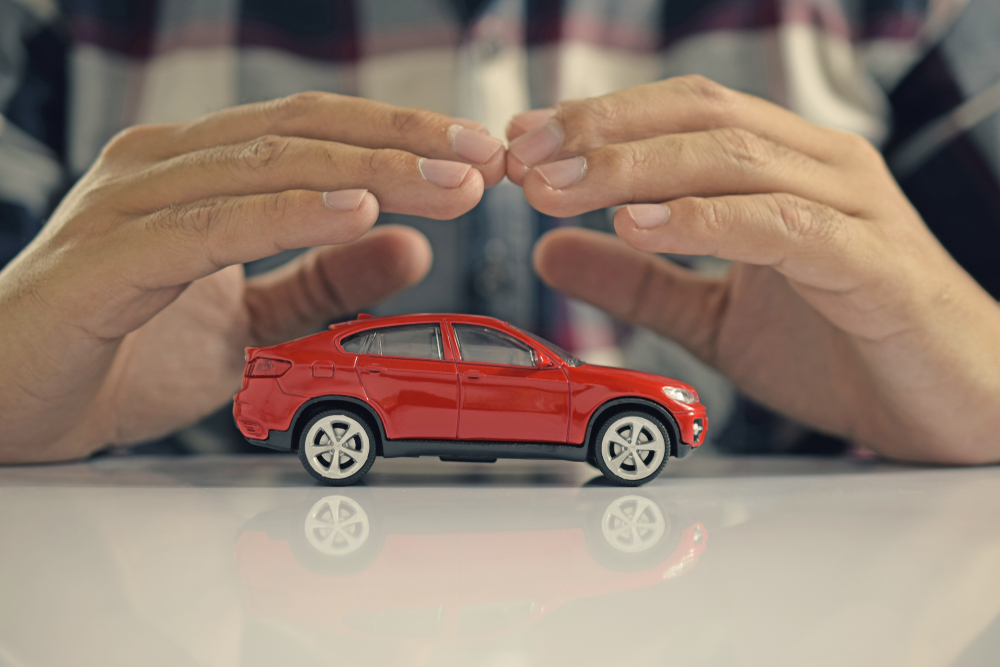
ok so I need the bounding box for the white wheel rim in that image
[600,415,666,481]
[601,495,667,553]
[304,415,370,479]
[304,495,370,556]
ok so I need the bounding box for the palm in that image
[106,266,252,445]
[712,265,862,437]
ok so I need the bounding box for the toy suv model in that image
[233,313,707,486]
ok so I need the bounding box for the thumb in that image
[533,227,727,365]
[245,225,432,345]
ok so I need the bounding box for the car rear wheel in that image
[298,410,377,486]
[594,411,669,486]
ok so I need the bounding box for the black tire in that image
[592,410,670,486]
[298,409,377,486]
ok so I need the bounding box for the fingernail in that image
[448,124,503,163]
[508,119,563,166]
[323,188,368,211]
[628,204,671,229]
[418,158,472,188]
[451,118,489,134]
[506,108,557,136]
[536,156,586,189]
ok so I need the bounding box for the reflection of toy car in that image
[234,313,707,486]
[235,490,706,646]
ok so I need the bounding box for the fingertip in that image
[506,108,557,141]
[520,169,578,219]
[613,211,640,245]
[365,224,434,286]
[612,208,671,255]
[320,190,380,244]
[357,191,380,221]
[505,151,529,186]
[423,165,485,220]
[451,117,489,134]
[460,164,486,199]
[478,144,508,189]
[505,118,527,142]
[532,227,596,287]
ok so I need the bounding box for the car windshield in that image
[510,325,585,367]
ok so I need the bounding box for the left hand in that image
[506,75,1000,464]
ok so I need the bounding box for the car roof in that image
[328,313,514,335]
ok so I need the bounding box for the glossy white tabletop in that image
[1,453,998,667]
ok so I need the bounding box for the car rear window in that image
[340,331,373,354]
[352,324,444,360]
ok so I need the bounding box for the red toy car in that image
[233,313,707,486]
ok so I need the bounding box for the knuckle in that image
[261,191,292,221]
[672,74,738,125]
[710,127,770,172]
[769,193,838,243]
[837,130,887,169]
[367,147,410,174]
[389,107,442,136]
[618,142,655,178]
[101,124,161,159]
[234,135,291,172]
[154,198,230,247]
[691,197,728,238]
[674,74,731,104]
[558,96,619,152]
[270,91,326,121]
[184,199,229,239]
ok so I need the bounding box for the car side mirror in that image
[535,352,556,369]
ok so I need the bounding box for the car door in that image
[355,323,458,440]
[451,323,570,442]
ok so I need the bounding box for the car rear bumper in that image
[233,383,301,451]
[239,426,295,451]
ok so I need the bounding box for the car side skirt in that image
[381,440,587,462]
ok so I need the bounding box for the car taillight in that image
[247,357,292,378]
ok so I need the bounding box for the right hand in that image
[0,92,506,462]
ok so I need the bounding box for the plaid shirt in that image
[1,0,998,452]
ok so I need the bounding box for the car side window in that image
[453,325,535,367]
[340,331,373,354]
[369,324,444,360]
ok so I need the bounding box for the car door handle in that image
[464,370,483,379]
[363,364,385,374]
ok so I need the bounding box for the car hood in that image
[568,364,696,392]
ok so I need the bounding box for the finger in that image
[505,108,556,142]
[121,189,380,289]
[613,194,878,293]
[520,128,861,219]
[245,225,432,345]
[115,135,485,220]
[151,93,506,187]
[533,227,726,363]
[506,75,837,184]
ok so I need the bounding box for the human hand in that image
[0,93,506,462]
[507,76,1000,464]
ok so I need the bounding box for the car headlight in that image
[663,386,698,404]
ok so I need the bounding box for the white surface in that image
[1,454,998,667]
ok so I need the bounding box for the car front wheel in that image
[594,411,670,486]
[298,410,377,486]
